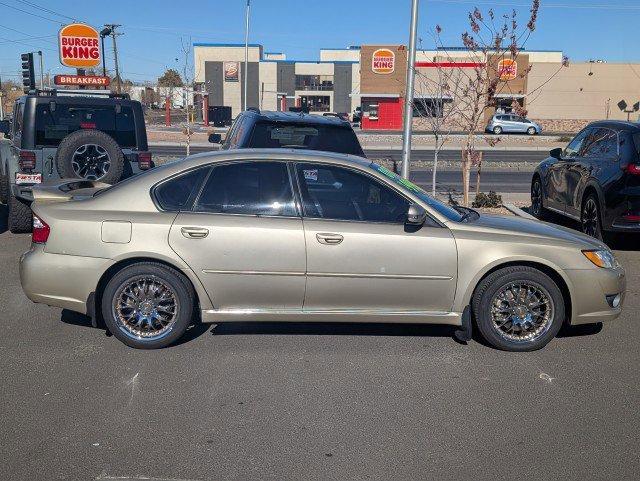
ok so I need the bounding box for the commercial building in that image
[193,42,640,132]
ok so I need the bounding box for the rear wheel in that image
[472,266,565,351]
[581,194,603,240]
[101,262,194,349]
[8,192,32,233]
[493,126,503,135]
[0,170,8,204]
[530,177,547,220]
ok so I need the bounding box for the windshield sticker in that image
[303,169,318,181]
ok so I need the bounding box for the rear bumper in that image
[564,266,626,325]
[20,244,110,314]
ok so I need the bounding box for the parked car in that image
[486,113,541,135]
[0,89,153,233]
[20,149,624,351]
[531,120,640,240]
[209,109,365,157]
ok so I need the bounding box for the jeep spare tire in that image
[55,129,124,184]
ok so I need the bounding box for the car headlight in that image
[582,249,618,269]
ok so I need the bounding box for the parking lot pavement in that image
[1,209,639,481]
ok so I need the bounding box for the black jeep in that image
[0,89,153,233]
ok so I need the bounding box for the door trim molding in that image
[202,269,305,276]
[307,272,453,280]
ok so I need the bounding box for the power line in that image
[14,0,77,22]
[426,0,640,10]
[0,1,64,23]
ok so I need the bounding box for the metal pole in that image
[401,0,419,179]
[37,51,44,89]
[108,25,122,94]
[243,0,250,111]
[101,35,107,77]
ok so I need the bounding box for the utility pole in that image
[37,51,44,89]
[401,0,420,179]
[243,0,250,111]
[104,24,122,93]
[0,74,4,120]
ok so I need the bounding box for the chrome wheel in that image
[112,276,179,341]
[490,282,555,343]
[581,197,600,238]
[71,144,111,180]
[531,180,542,217]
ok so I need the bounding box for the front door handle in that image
[316,233,343,245]
[181,227,209,239]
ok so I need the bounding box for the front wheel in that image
[472,266,565,351]
[101,262,195,349]
[581,194,603,240]
[527,126,536,135]
[530,177,547,220]
[493,126,503,135]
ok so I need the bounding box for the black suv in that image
[210,109,365,157]
[0,89,153,233]
[531,120,640,239]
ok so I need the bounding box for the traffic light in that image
[21,52,35,93]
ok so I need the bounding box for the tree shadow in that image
[558,322,603,338]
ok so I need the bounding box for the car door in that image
[168,160,306,310]
[294,162,458,313]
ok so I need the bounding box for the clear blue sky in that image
[1,0,639,84]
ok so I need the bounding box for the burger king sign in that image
[372,48,395,74]
[59,23,101,68]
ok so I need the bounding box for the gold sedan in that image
[19,149,625,351]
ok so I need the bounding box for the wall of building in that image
[258,61,278,111]
[193,44,262,82]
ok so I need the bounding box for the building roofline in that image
[261,60,358,64]
[193,42,263,47]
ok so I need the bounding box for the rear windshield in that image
[34,103,136,147]
[248,121,364,156]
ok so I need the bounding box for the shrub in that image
[472,191,503,208]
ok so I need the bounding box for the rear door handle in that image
[181,227,209,239]
[316,233,343,245]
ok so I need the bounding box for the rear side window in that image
[34,103,136,147]
[194,161,296,216]
[13,101,24,136]
[248,121,364,156]
[154,167,209,211]
[581,128,618,159]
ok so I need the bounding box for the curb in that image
[503,203,537,220]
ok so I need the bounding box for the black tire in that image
[101,262,195,349]
[493,126,503,135]
[530,176,547,220]
[581,194,603,240]
[55,129,124,184]
[8,192,32,233]
[0,169,8,205]
[527,126,536,135]
[472,266,565,351]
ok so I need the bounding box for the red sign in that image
[54,75,110,86]
[59,23,101,68]
[497,59,517,81]
[372,48,395,74]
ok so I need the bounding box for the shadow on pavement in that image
[0,204,7,234]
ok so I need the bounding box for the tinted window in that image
[296,163,409,223]
[155,167,209,211]
[581,128,618,159]
[564,129,592,158]
[13,101,24,136]
[249,122,364,156]
[34,103,136,147]
[224,115,250,149]
[195,161,296,216]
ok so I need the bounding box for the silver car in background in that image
[486,113,542,135]
[19,149,624,351]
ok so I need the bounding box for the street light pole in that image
[37,51,44,89]
[243,0,251,111]
[401,0,420,179]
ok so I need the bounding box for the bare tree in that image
[179,37,196,156]
[433,0,541,205]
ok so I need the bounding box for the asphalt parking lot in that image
[1,204,639,481]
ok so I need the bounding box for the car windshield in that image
[369,163,464,222]
[249,121,364,156]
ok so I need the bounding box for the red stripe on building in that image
[415,62,484,68]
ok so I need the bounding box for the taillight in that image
[624,163,640,175]
[32,215,50,244]
[19,151,36,170]
[138,151,152,170]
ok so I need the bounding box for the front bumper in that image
[20,244,110,314]
[564,266,626,325]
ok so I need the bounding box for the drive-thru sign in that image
[59,23,101,68]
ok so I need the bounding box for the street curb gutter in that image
[503,203,537,220]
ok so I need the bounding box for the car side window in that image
[581,128,618,160]
[296,163,410,223]
[222,116,242,149]
[194,161,296,216]
[154,166,210,211]
[12,101,24,140]
[564,128,592,158]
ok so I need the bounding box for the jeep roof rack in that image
[29,88,130,100]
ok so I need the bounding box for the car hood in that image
[452,213,606,249]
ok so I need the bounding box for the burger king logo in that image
[372,48,395,74]
[58,23,101,68]
[497,58,517,81]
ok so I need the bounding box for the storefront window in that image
[295,75,334,91]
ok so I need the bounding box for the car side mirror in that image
[406,204,427,225]
[550,147,562,159]
[0,119,10,136]
[208,133,222,144]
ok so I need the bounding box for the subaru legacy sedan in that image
[19,149,624,351]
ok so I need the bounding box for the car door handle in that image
[316,233,343,245]
[181,227,209,239]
